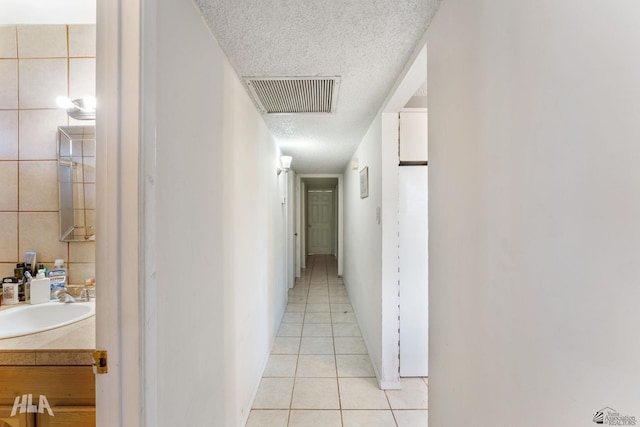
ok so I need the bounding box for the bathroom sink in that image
[0,301,95,339]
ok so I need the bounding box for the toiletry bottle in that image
[30,271,51,305]
[14,265,26,302]
[23,270,32,303]
[25,251,36,275]
[2,277,19,305]
[47,259,67,300]
[13,264,29,302]
[15,263,25,279]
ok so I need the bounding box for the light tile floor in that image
[246,255,428,427]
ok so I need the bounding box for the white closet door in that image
[399,109,428,377]
[399,166,428,376]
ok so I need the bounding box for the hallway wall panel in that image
[343,115,384,382]
[151,1,287,426]
[427,1,640,425]
[154,1,226,425]
[222,58,288,427]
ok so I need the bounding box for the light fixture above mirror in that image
[56,96,97,120]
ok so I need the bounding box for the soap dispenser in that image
[47,259,67,300]
[30,271,51,305]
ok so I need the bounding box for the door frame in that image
[95,0,144,425]
[296,174,344,277]
[378,43,427,388]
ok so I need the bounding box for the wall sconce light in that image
[56,96,96,120]
[277,155,293,175]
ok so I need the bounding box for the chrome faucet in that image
[54,288,76,303]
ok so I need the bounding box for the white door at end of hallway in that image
[307,192,333,254]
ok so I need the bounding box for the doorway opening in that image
[377,42,428,385]
[296,175,344,278]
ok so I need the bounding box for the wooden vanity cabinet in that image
[36,407,95,427]
[0,366,95,427]
[0,407,33,427]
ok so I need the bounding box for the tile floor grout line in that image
[252,255,428,426]
[385,381,400,427]
[289,255,313,423]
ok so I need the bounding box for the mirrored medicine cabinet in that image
[57,126,96,242]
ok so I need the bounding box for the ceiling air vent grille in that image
[245,77,340,114]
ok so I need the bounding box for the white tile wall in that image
[0,60,18,109]
[16,25,67,58]
[0,26,16,58]
[18,212,68,263]
[69,242,95,263]
[68,262,96,285]
[18,109,67,160]
[0,24,96,284]
[18,59,68,108]
[69,58,96,99]
[0,110,18,159]
[68,25,96,57]
[0,213,18,260]
[0,161,18,211]
[18,161,58,211]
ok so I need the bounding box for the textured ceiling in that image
[195,0,439,173]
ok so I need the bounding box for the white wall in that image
[222,57,288,425]
[343,115,385,381]
[146,1,287,426]
[343,47,427,389]
[153,1,226,425]
[428,1,640,425]
[379,113,403,388]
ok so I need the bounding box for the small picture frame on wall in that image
[360,166,369,199]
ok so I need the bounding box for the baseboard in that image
[239,343,270,427]
[379,379,402,390]
[345,282,401,391]
[239,298,286,427]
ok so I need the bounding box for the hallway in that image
[246,255,428,427]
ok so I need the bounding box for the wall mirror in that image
[57,125,96,242]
